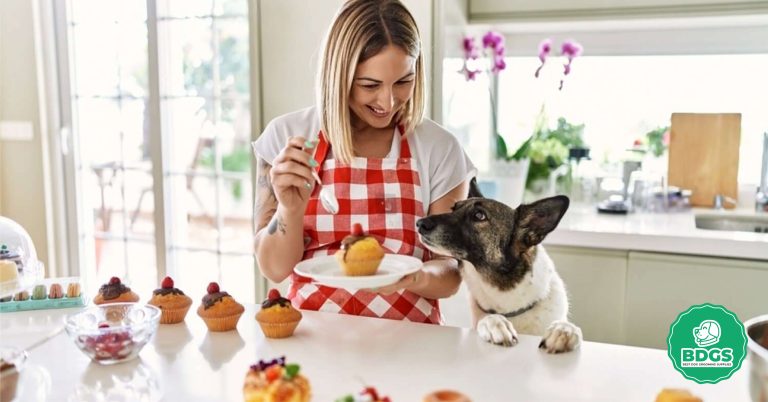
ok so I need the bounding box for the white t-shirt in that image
[252,106,477,214]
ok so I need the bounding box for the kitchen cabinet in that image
[546,245,629,345]
[625,251,768,349]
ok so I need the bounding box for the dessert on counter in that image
[93,277,139,305]
[148,276,192,324]
[336,386,392,402]
[423,390,473,402]
[197,282,244,332]
[654,388,702,402]
[243,357,311,402]
[256,289,302,338]
[335,223,385,276]
[0,358,20,402]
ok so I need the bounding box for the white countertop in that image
[0,306,751,401]
[545,204,768,260]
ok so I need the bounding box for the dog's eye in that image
[473,210,487,221]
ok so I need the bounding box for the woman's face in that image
[349,45,416,129]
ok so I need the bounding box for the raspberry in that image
[161,276,174,289]
[98,323,110,329]
[352,223,364,236]
[265,365,282,382]
[267,289,280,301]
[207,282,220,294]
[109,277,121,285]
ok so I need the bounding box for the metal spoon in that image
[266,171,339,234]
[312,171,339,215]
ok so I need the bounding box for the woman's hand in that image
[270,136,318,213]
[368,270,425,295]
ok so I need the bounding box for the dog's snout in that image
[416,218,436,234]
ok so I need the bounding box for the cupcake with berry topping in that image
[93,277,139,305]
[197,282,244,332]
[243,356,311,402]
[256,289,302,338]
[336,386,392,402]
[335,223,385,276]
[148,276,192,324]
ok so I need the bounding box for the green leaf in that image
[284,364,300,380]
[495,133,509,160]
[510,135,533,160]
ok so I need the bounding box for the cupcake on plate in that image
[197,282,244,332]
[335,223,385,276]
[243,357,311,402]
[93,277,139,305]
[148,276,192,324]
[256,289,302,338]
[423,390,472,402]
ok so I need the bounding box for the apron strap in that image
[316,124,412,163]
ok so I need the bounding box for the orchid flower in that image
[534,39,552,78]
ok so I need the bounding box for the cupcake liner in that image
[257,319,301,338]
[159,304,191,324]
[200,311,243,332]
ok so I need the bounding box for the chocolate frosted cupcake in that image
[148,276,192,324]
[335,223,385,276]
[197,282,244,332]
[93,277,139,305]
[256,289,302,338]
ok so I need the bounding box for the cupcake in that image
[66,283,81,298]
[148,276,192,324]
[423,390,472,402]
[31,284,47,300]
[93,277,139,305]
[243,357,311,402]
[48,283,64,299]
[197,282,244,332]
[655,389,702,402]
[336,386,391,402]
[335,223,385,276]
[256,289,302,338]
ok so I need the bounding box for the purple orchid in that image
[482,31,504,50]
[535,38,552,78]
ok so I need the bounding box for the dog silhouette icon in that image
[693,320,721,347]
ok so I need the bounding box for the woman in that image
[252,0,476,324]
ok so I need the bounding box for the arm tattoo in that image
[255,158,278,231]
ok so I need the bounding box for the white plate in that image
[294,254,422,290]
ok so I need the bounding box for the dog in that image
[416,192,582,353]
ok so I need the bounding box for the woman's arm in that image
[254,136,317,282]
[373,179,469,299]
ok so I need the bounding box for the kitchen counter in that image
[545,204,768,260]
[0,306,751,401]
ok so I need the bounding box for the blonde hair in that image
[317,0,426,164]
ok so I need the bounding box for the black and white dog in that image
[417,190,582,353]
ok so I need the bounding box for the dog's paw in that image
[539,320,582,354]
[477,314,518,347]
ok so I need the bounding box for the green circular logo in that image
[667,303,747,384]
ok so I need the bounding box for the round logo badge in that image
[667,303,747,384]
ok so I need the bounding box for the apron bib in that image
[287,126,441,324]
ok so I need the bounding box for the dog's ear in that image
[514,195,569,248]
[468,176,484,199]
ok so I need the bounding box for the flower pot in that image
[485,158,530,208]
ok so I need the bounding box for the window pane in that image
[162,97,211,172]
[116,23,149,99]
[497,54,768,184]
[166,174,218,251]
[71,0,146,24]
[123,169,155,238]
[75,99,122,165]
[158,19,214,98]
[220,176,252,255]
[120,100,150,166]
[157,0,214,19]
[172,250,220,296]
[70,24,120,96]
[216,20,250,98]
[126,240,157,295]
[92,237,126,282]
[215,0,248,17]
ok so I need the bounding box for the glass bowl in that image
[0,346,28,402]
[65,303,160,365]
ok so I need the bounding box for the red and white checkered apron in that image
[286,126,442,324]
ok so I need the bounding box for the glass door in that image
[55,0,256,301]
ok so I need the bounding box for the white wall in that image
[0,0,55,274]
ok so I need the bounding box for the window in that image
[57,0,255,300]
[443,15,768,187]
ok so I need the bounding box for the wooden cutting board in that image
[668,113,741,208]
